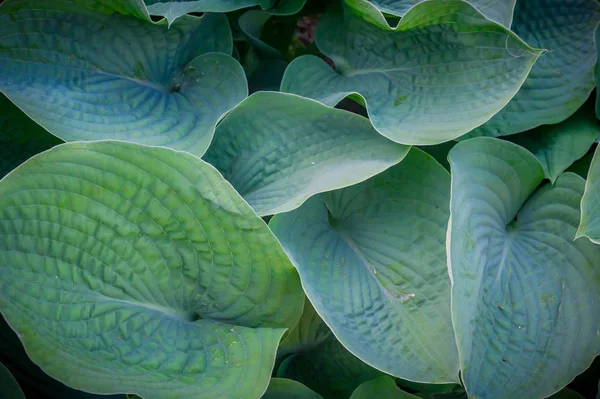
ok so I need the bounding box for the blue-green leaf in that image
[262,378,323,399]
[344,0,515,29]
[0,141,304,399]
[204,92,409,216]
[281,1,542,145]
[465,0,600,138]
[270,148,459,383]
[277,298,332,358]
[578,145,600,243]
[0,362,25,399]
[448,138,600,398]
[0,0,247,158]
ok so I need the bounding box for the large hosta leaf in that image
[0,362,25,399]
[0,141,303,399]
[344,0,515,29]
[578,146,600,243]
[262,379,323,399]
[0,0,246,158]
[0,94,62,179]
[350,376,418,399]
[465,0,600,138]
[144,0,306,26]
[448,138,600,399]
[270,148,459,382]
[280,1,541,145]
[204,92,409,216]
[277,298,332,358]
[506,100,599,183]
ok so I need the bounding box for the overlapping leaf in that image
[577,146,600,243]
[507,100,599,183]
[350,376,418,399]
[0,0,246,158]
[277,298,332,358]
[270,148,459,383]
[262,378,323,399]
[281,0,541,145]
[204,92,409,216]
[0,362,25,399]
[0,141,303,399]
[0,94,62,179]
[144,0,306,26]
[344,0,515,29]
[448,138,600,399]
[465,0,600,138]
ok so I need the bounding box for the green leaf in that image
[0,94,62,179]
[204,91,409,216]
[270,148,459,383]
[144,0,306,26]
[239,10,282,58]
[278,298,332,358]
[0,362,24,399]
[262,378,323,399]
[248,59,288,93]
[506,100,599,183]
[577,146,600,243]
[344,0,515,29]
[465,0,600,138]
[0,141,304,399]
[567,150,595,180]
[350,376,418,399]
[448,138,600,399]
[0,0,247,158]
[280,1,542,145]
[277,335,384,398]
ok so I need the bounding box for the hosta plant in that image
[0,0,599,398]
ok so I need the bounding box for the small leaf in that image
[204,91,409,216]
[465,0,600,138]
[281,1,542,145]
[350,376,418,399]
[0,0,247,158]
[344,0,515,29]
[262,378,323,399]
[506,100,599,183]
[448,138,600,398]
[0,141,304,399]
[270,148,459,383]
[0,362,25,399]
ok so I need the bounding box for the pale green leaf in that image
[277,335,384,398]
[344,0,515,29]
[270,148,459,383]
[507,101,599,183]
[465,0,600,138]
[577,146,600,242]
[350,376,418,399]
[262,378,323,399]
[280,0,541,145]
[0,362,24,399]
[0,141,304,399]
[448,138,600,398]
[204,91,409,216]
[144,0,306,26]
[0,94,62,179]
[0,0,247,158]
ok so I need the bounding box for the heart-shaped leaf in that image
[344,0,515,29]
[270,148,459,383]
[0,0,247,158]
[464,0,600,138]
[262,378,323,399]
[0,94,62,179]
[0,362,25,399]
[204,91,409,216]
[350,376,418,399]
[506,100,599,183]
[144,0,306,26]
[280,0,542,145]
[0,141,303,399]
[448,138,600,399]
